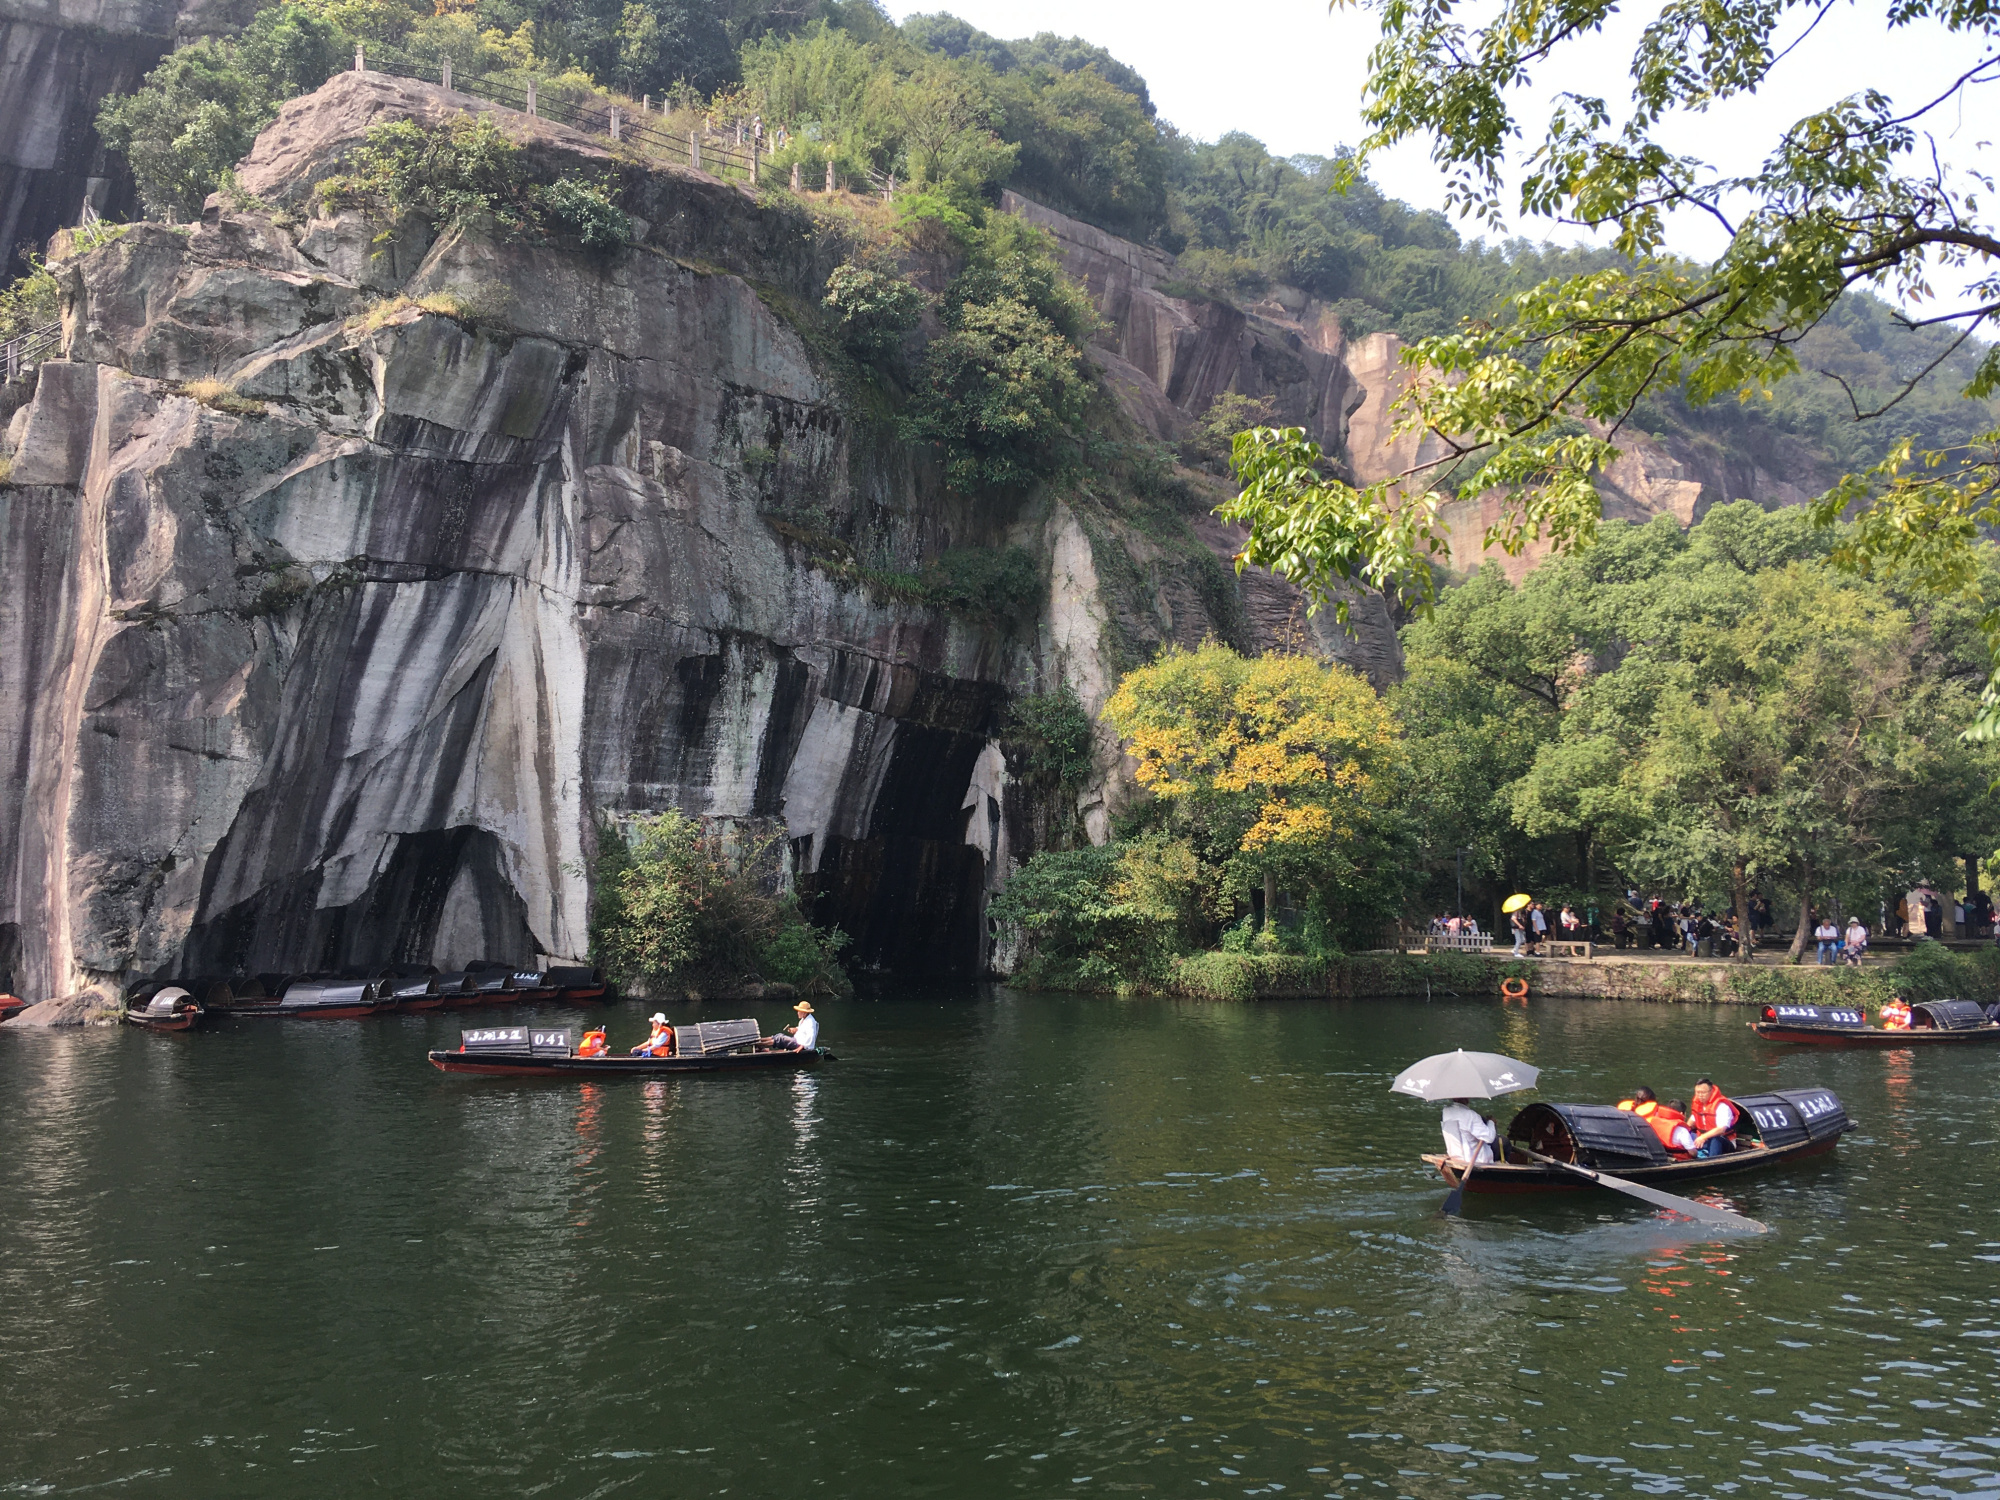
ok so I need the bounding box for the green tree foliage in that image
[97,3,344,219]
[987,835,1211,991]
[907,211,1097,491]
[0,257,59,338]
[1225,0,2000,731]
[822,260,927,356]
[610,0,737,98]
[318,116,631,247]
[592,811,852,994]
[1395,504,2000,950]
[592,811,706,984]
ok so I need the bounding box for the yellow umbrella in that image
[1502,893,1533,913]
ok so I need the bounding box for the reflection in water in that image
[2,994,1997,1500]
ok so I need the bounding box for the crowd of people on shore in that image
[1427,884,1999,963]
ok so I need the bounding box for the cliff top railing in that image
[3,321,60,383]
[353,44,765,184]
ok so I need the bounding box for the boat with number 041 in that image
[427,1023,827,1076]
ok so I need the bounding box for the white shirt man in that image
[768,1000,819,1050]
[1439,1101,1497,1165]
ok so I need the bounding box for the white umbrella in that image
[1390,1049,1539,1100]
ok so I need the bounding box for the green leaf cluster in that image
[97,3,346,220]
[591,810,851,995]
[905,211,1097,491]
[1393,503,2000,946]
[1220,0,2000,730]
[318,115,631,247]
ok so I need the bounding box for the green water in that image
[2,993,1997,1499]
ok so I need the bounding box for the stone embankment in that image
[1230,950,2000,1005]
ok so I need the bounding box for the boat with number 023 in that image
[428,1023,827,1076]
[1426,1087,1851,1195]
[1750,1000,2000,1045]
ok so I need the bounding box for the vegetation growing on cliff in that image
[905,209,1098,490]
[316,116,631,247]
[592,812,851,997]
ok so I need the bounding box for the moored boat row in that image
[122,964,610,1027]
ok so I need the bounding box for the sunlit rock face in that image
[0,74,1108,998]
[2,72,1421,1001]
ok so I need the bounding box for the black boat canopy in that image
[1506,1103,1671,1169]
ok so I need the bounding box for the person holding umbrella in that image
[1392,1048,1541,1211]
[1503,893,1533,955]
[1440,1098,1498,1165]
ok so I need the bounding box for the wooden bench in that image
[1539,940,1594,958]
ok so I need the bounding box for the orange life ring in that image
[1500,977,1529,1001]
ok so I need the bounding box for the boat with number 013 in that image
[1426,1087,1851,1195]
[428,1023,826,1076]
[1750,1000,2000,1045]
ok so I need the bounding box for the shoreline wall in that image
[1160,948,2000,1006]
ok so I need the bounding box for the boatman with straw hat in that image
[632,1013,674,1057]
[766,1000,819,1051]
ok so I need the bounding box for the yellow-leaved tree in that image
[1103,643,1404,936]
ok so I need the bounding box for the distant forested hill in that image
[59,0,2000,494]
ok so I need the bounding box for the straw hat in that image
[648,1012,667,1024]
[794,1000,814,1014]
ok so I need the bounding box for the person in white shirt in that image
[1842,918,1868,966]
[767,999,820,1051]
[1439,1099,1498,1165]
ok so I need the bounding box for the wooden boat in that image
[213,979,389,1020]
[437,969,519,1009]
[464,965,558,1001]
[123,986,204,1031]
[0,994,28,1023]
[1750,999,2000,1045]
[1427,1088,1850,1196]
[428,1021,824,1077]
[547,965,609,1001]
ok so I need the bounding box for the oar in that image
[1440,1156,1475,1215]
[1514,1145,1767,1232]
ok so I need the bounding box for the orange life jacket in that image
[1880,1000,1912,1030]
[1644,1105,1691,1155]
[1688,1090,1739,1142]
[577,1031,608,1057]
[636,1024,672,1056]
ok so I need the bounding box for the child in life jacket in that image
[576,1027,609,1058]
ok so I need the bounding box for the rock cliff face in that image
[4,72,1203,999]
[0,0,191,271]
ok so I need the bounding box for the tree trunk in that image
[1264,869,1278,934]
[1786,862,1812,964]
[1585,835,1598,899]
[1733,861,1754,964]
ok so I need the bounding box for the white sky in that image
[886,0,1996,301]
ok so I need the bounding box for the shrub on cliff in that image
[319,117,631,249]
[907,212,1098,491]
[823,263,927,358]
[1002,685,1093,846]
[97,4,346,220]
